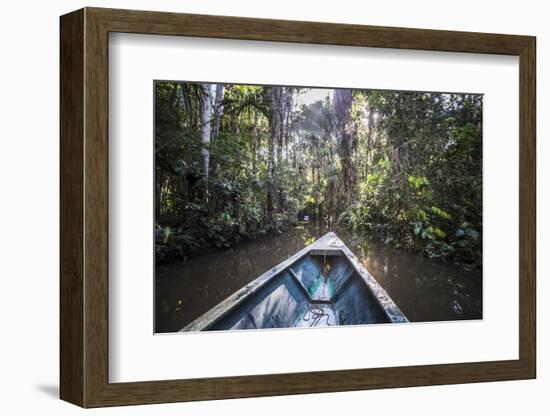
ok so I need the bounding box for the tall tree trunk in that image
[278,88,293,209]
[170,83,180,129]
[334,89,354,205]
[317,165,323,222]
[251,110,259,179]
[284,109,290,160]
[199,83,213,199]
[364,107,375,178]
[212,84,225,140]
[276,89,285,211]
[267,86,284,223]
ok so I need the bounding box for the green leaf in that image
[431,206,451,219]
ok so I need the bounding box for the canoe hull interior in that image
[182,232,408,332]
[209,253,391,331]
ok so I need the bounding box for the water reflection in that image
[155,224,482,333]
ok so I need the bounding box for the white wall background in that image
[0,0,545,414]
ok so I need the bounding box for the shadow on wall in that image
[35,384,58,399]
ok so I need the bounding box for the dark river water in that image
[155,224,482,333]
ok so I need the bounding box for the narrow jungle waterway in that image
[155,224,482,333]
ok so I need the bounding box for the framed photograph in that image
[60,7,536,407]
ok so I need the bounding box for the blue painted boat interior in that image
[209,252,390,330]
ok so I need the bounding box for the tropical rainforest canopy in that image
[155,82,482,266]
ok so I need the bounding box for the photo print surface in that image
[154,81,482,333]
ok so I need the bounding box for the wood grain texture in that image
[518,38,536,376]
[59,8,84,407]
[88,7,532,54]
[83,10,110,406]
[59,7,537,408]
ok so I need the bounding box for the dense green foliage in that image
[155,82,482,266]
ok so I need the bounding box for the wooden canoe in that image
[182,232,408,332]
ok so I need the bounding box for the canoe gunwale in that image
[334,239,409,324]
[180,234,333,332]
[181,232,408,332]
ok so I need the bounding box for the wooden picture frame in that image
[60,7,536,408]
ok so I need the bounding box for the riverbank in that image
[155,224,482,333]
